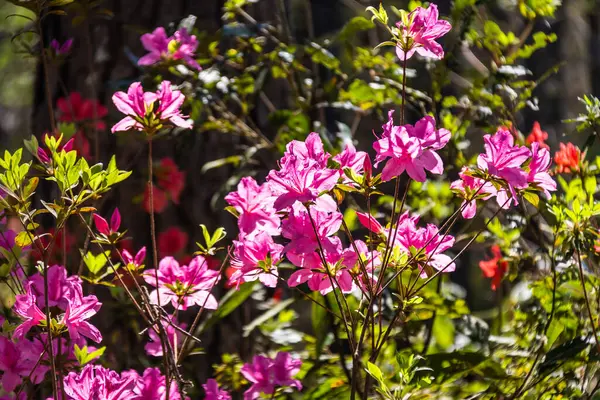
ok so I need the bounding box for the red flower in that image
[479,245,508,291]
[56,92,108,130]
[155,158,186,204]
[526,122,549,149]
[158,226,189,257]
[143,184,168,214]
[554,143,581,174]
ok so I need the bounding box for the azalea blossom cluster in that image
[138,27,200,70]
[451,128,556,219]
[0,265,102,394]
[225,125,458,295]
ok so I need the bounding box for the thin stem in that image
[576,242,600,353]
[147,139,171,399]
[37,18,57,133]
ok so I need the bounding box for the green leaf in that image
[15,231,33,247]
[243,297,295,337]
[198,283,257,333]
[366,361,384,383]
[522,191,539,207]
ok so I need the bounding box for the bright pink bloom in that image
[138,27,200,70]
[0,336,32,392]
[111,81,192,133]
[50,38,73,55]
[56,92,108,131]
[397,222,455,277]
[144,256,220,310]
[268,132,338,211]
[241,352,302,400]
[63,364,136,400]
[230,231,284,288]
[62,294,103,343]
[528,143,556,199]
[395,4,451,60]
[127,367,185,400]
[122,247,147,269]
[158,226,189,257]
[342,240,381,289]
[12,283,46,339]
[477,128,531,207]
[356,212,384,235]
[374,112,450,182]
[225,177,280,237]
[29,265,83,309]
[24,334,82,384]
[145,317,187,357]
[334,142,367,184]
[93,208,121,237]
[450,167,495,219]
[0,229,17,250]
[281,204,342,256]
[267,156,338,211]
[203,379,231,400]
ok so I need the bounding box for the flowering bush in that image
[1,0,599,399]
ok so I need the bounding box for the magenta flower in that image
[93,208,121,237]
[267,156,338,211]
[341,240,381,289]
[61,294,103,343]
[450,167,495,219]
[395,4,451,60]
[528,142,556,199]
[241,352,302,400]
[29,264,83,309]
[145,317,187,357]
[25,334,82,384]
[203,379,231,400]
[356,212,385,235]
[0,336,31,392]
[281,204,342,256]
[122,246,147,269]
[334,142,368,185]
[224,177,280,237]
[477,129,531,207]
[268,132,338,211]
[12,282,46,339]
[50,38,73,56]
[397,223,455,277]
[138,27,200,70]
[127,367,186,400]
[230,231,284,288]
[0,229,17,251]
[374,112,450,182]
[111,81,192,133]
[63,365,136,400]
[144,256,220,310]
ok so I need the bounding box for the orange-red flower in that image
[479,245,508,291]
[526,122,548,149]
[554,142,581,174]
[155,158,186,204]
[143,184,168,214]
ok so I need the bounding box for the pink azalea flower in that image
[477,128,531,208]
[528,142,557,199]
[224,177,280,237]
[126,367,186,400]
[374,112,449,182]
[122,246,147,269]
[93,208,121,237]
[0,229,17,250]
[241,352,302,400]
[138,27,201,70]
[230,231,284,288]
[29,264,83,309]
[203,379,231,400]
[280,132,329,168]
[341,240,381,289]
[24,334,82,384]
[287,237,354,295]
[397,223,455,277]
[267,155,338,211]
[395,3,452,60]
[63,364,136,400]
[450,167,495,219]
[144,256,220,310]
[334,142,367,184]
[356,212,385,235]
[61,294,103,343]
[145,317,187,357]
[0,336,32,392]
[281,204,342,256]
[111,81,192,133]
[12,282,46,339]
